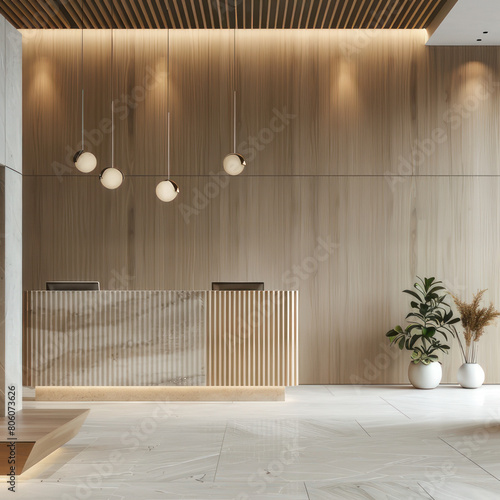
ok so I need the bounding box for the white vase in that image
[457,363,485,389]
[408,361,442,389]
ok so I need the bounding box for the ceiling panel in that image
[427,0,500,45]
[0,0,447,29]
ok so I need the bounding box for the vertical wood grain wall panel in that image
[22,29,500,384]
[413,178,500,383]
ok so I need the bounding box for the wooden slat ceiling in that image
[0,0,448,29]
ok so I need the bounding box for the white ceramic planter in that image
[408,361,442,389]
[457,363,485,389]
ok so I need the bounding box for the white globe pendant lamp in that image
[223,29,245,175]
[223,149,246,176]
[74,150,97,173]
[74,0,97,173]
[156,31,179,202]
[156,179,179,203]
[100,2,123,190]
[156,113,179,202]
[156,112,179,202]
[99,164,124,190]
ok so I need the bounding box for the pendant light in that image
[156,30,179,202]
[100,0,123,190]
[156,114,179,201]
[73,0,97,173]
[223,29,245,176]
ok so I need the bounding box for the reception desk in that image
[23,290,298,390]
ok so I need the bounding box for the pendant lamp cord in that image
[233,91,236,153]
[81,0,84,148]
[167,112,171,180]
[233,29,236,153]
[167,29,170,180]
[111,0,114,168]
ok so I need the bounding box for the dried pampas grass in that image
[452,290,500,363]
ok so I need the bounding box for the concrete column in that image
[0,17,22,417]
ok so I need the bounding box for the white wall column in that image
[0,16,22,417]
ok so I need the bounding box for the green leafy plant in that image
[386,277,460,364]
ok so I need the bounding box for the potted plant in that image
[452,290,500,389]
[386,277,459,389]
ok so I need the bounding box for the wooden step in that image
[0,409,89,475]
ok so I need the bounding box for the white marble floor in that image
[4,385,500,499]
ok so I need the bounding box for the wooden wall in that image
[22,29,500,384]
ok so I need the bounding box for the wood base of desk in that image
[0,409,89,475]
[36,386,286,402]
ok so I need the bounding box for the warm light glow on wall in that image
[454,61,494,105]
[29,56,56,106]
[332,57,359,113]
[338,59,357,96]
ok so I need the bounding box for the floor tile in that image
[6,385,500,499]
[420,480,500,500]
[305,481,432,499]
[111,481,309,499]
